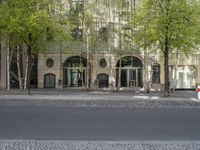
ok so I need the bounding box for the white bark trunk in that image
[108,0,114,91]
[86,34,89,89]
[82,6,89,90]
[117,2,122,91]
[59,41,63,90]
[17,46,23,90]
[6,44,10,91]
[24,55,29,90]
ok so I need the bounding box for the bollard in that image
[198,85,200,100]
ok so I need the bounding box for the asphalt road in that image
[0,105,200,141]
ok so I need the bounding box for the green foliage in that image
[130,0,200,55]
[0,0,71,53]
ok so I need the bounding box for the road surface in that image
[0,105,200,141]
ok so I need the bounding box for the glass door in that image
[129,69,137,87]
[121,69,127,87]
[64,68,86,87]
[71,69,77,87]
[119,69,138,87]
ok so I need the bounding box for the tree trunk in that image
[80,56,85,88]
[86,35,89,90]
[108,0,115,91]
[116,2,122,92]
[59,41,63,90]
[117,54,121,91]
[26,33,33,95]
[6,44,10,91]
[24,55,29,90]
[164,0,170,97]
[164,40,169,97]
[17,45,23,90]
[26,48,32,94]
[22,47,27,89]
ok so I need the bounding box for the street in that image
[0,105,200,141]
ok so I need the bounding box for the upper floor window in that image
[99,27,108,42]
[123,27,132,42]
[122,0,130,11]
[70,0,84,16]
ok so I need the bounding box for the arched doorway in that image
[116,56,142,88]
[44,74,55,88]
[64,56,87,87]
[97,73,109,88]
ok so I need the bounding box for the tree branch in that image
[154,0,165,14]
[31,28,46,46]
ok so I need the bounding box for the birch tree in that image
[0,0,70,93]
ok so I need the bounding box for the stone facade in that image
[37,52,199,91]
[1,0,199,91]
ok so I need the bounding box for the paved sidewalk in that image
[0,140,200,150]
[0,89,199,108]
[0,88,197,99]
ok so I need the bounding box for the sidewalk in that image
[0,88,197,98]
[0,89,199,108]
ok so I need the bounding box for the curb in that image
[0,140,200,150]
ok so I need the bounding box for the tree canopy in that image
[130,0,200,96]
[131,0,200,54]
[0,0,70,53]
[0,0,71,92]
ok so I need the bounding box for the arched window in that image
[116,56,142,67]
[64,56,87,67]
[64,56,87,87]
[116,56,143,87]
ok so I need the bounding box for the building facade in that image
[0,0,199,91]
[37,51,199,91]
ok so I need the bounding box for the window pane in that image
[152,64,160,84]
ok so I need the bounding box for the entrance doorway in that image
[97,73,109,88]
[116,56,142,88]
[44,74,55,88]
[64,56,87,87]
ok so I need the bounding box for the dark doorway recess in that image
[44,74,56,88]
[98,73,109,88]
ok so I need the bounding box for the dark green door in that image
[44,74,55,88]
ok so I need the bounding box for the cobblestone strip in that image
[0,140,200,150]
[0,91,200,108]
